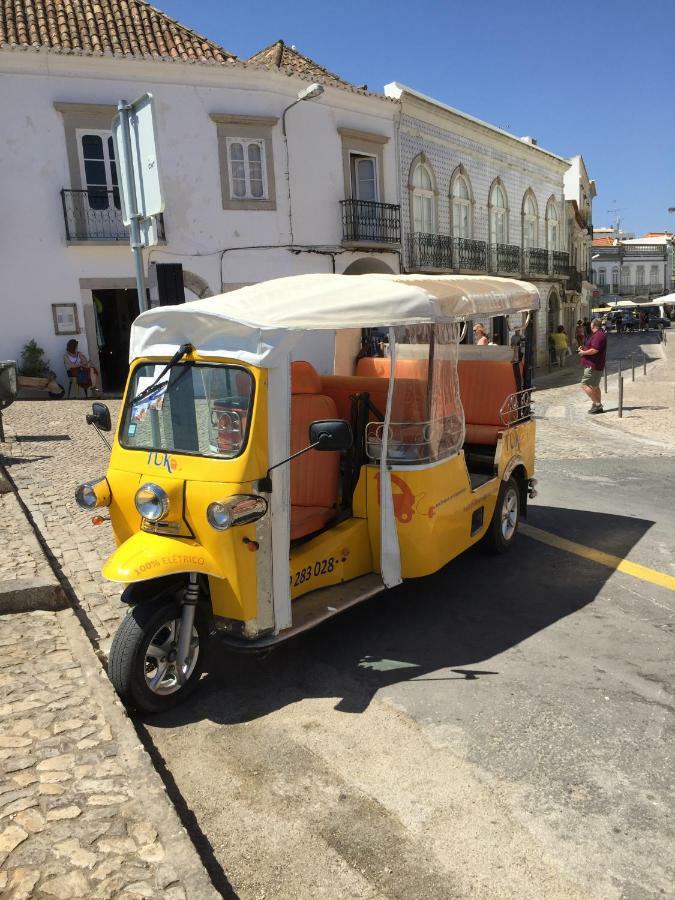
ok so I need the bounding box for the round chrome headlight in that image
[134,483,169,522]
[207,495,268,531]
[75,477,110,510]
[207,501,234,531]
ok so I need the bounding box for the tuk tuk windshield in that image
[120,363,254,458]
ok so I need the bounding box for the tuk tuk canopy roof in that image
[130,273,540,367]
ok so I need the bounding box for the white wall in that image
[0,51,398,375]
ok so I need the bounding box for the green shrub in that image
[20,339,50,377]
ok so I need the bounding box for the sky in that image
[160,0,675,236]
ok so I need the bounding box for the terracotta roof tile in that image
[248,39,367,92]
[0,0,235,63]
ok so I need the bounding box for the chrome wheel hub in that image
[500,487,519,541]
[144,618,199,695]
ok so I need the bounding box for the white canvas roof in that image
[130,273,539,367]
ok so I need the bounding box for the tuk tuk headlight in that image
[134,483,169,522]
[75,477,111,510]
[207,495,268,531]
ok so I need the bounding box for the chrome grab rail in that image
[499,389,535,427]
[365,414,464,464]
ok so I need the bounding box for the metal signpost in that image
[112,94,164,313]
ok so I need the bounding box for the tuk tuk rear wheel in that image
[484,476,520,554]
[109,600,208,714]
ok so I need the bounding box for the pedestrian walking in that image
[510,327,524,362]
[551,325,569,368]
[639,310,648,332]
[583,318,592,338]
[615,311,624,337]
[577,317,607,414]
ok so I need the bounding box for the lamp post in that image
[281,83,325,244]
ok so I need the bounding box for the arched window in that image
[522,191,538,249]
[489,181,509,244]
[451,171,472,239]
[546,197,559,250]
[411,161,435,234]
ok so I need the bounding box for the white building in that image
[384,83,572,366]
[591,235,672,302]
[563,155,595,329]
[0,7,400,392]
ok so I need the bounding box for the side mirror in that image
[309,419,353,452]
[86,402,111,433]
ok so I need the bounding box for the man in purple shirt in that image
[577,317,607,413]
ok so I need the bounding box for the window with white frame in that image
[598,268,606,286]
[611,267,619,288]
[77,130,120,210]
[621,266,631,286]
[489,183,508,244]
[546,198,559,250]
[649,264,660,285]
[522,192,538,249]
[411,162,435,234]
[636,265,645,286]
[451,173,472,239]
[350,154,378,202]
[226,138,267,201]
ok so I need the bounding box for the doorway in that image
[92,289,140,393]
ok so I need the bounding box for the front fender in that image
[102,532,226,583]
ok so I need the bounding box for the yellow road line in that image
[519,523,675,592]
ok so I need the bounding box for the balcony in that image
[567,269,583,292]
[61,189,166,242]
[407,232,452,269]
[523,247,549,276]
[340,199,401,246]
[407,233,570,279]
[490,243,521,274]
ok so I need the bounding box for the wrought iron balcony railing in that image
[340,199,401,245]
[551,250,570,275]
[452,237,487,271]
[523,247,549,275]
[567,269,583,292]
[489,243,521,273]
[408,232,452,269]
[61,188,165,242]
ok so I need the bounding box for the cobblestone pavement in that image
[0,605,218,898]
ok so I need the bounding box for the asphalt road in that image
[142,452,674,899]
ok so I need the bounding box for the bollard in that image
[618,376,624,418]
[618,358,622,379]
[631,354,635,382]
[643,353,647,376]
[604,367,608,394]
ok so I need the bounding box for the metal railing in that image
[490,243,521,273]
[499,389,534,427]
[61,188,165,242]
[551,250,570,275]
[452,237,487,271]
[523,247,549,275]
[567,269,583,292]
[408,232,452,269]
[340,199,401,244]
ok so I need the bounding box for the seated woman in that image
[472,323,489,346]
[64,339,100,395]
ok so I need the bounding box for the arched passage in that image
[182,270,213,300]
[342,257,395,275]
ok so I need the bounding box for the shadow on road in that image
[146,505,654,729]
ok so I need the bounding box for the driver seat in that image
[290,361,341,540]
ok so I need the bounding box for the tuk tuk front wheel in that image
[109,600,208,714]
[485,476,520,554]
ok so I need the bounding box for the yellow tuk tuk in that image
[77,273,539,712]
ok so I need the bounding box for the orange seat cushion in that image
[290,506,336,541]
[320,375,390,421]
[290,361,341,539]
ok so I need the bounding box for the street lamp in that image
[281,83,325,243]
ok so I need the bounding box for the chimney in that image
[520,136,538,146]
